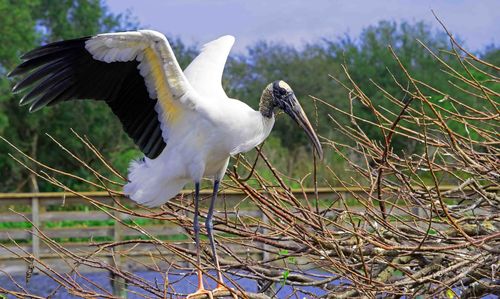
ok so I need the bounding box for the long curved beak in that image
[285,95,324,160]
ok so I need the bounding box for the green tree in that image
[0,0,195,192]
[222,20,479,183]
[0,0,132,191]
[324,21,460,151]
[2,10,496,191]
[225,21,457,161]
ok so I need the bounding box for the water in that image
[3,272,493,298]
[0,270,328,298]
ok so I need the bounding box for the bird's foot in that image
[213,284,238,299]
[186,287,214,299]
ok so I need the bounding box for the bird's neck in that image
[259,88,275,118]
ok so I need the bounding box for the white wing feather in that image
[184,35,235,100]
[84,30,211,142]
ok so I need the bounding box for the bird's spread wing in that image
[183,35,235,100]
[9,30,198,159]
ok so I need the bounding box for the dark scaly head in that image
[259,80,323,160]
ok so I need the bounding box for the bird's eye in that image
[279,88,287,96]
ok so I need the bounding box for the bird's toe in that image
[212,285,237,299]
[186,288,214,299]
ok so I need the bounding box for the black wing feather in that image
[12,57,72,92]
[9,37,166,159]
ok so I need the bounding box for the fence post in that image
[29,174,40,275]
[31,195,40,261]
[111,199,127,298]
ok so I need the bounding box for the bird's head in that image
[260,80,323,160]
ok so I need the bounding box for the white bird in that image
[10,30,323,298]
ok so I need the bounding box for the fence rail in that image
[0,185,493,275]
[0,188,343,274]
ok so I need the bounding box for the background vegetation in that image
[0,0,498,192]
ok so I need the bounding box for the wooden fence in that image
[0,187,360,274]
[0,185,485,275]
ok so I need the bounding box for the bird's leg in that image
[206,180,237,299]
[187,182,213,299]
[205,180,223,283]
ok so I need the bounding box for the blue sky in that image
[106,0,498,52]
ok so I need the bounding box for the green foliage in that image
[0,221,32,229]
[280,269,290,286]
[224,20,494,186]
[0,0,133,192]
[0,0,196,192]
[318,21,461,152]
[0,4,497,192]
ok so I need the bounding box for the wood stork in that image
[9,30,323,298]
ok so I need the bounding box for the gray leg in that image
[187,182,214,298]
[186,182,214,299]
[193,182,201,269]
[205,180,224,283]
